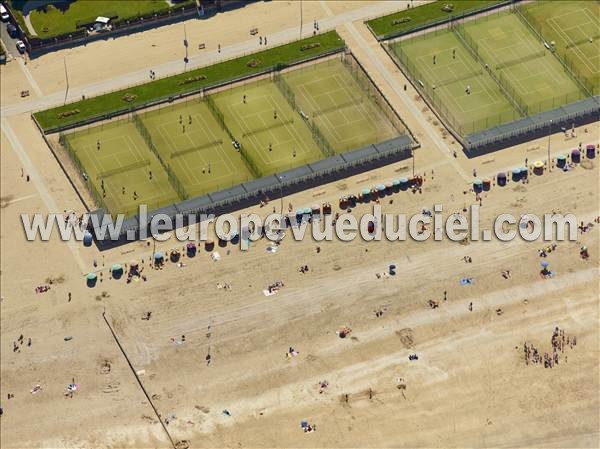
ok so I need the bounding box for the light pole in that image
[547,119,552,172]
[299,0,303,39]
[412,148,415,177]
[63,56,69,105]
[277,175,285,220]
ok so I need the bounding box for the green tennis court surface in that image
[391,29,519,135]
[62,56,406,216]
[65,122,179,217]
[284,59,399,153]
[390,7,593,137]
[212,80,324,176]
[139,101,253,198]
[519,0,599,94]
[461,11,587,114]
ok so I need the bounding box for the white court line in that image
[294,70,391,146]
[1,117,88,273]
[343,22,471,183]
[225,91,315,166]
[154,112,237,186]
[547,11,599,75]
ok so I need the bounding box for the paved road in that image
[0,19,20,57]
[0,0,409,118]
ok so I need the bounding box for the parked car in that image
[7,22,18,38]
[0,4,10,22]
[15,40,26,54]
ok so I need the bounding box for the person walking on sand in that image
[68,292,71,302]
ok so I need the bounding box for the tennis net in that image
[436,69,483,88]
[496,51,545,70]
[97,159,150,179]
[242,119,294,138]
[565,34,600,49]
[171,140,223,159]
[313,98,363,117]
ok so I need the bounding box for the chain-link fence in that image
[131,113,189,200]
[59,132,107,211]
[514,4,596,96]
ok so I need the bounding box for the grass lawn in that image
[212,80,324,176]
[519,0,600,95]
[26,0,170,38]
[65,121,179,217]
[139,100,254,198]
[391,29,519,135]
[284,58,399,153]
[462,11,587,114]
[34,31,345,132]
[367,0,505,39]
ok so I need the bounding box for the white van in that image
[0,5,10,22]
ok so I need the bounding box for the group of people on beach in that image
[523,327,576,368]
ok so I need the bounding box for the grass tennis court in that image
[461,11,586,114]
[389,7,594,137]
[212,80,324,176]
[139,101,253,198]
[61,55,406,216]
[65,122,179,217]
[284,59,399,153]
[390,29,519,135]
[519,0,599,95]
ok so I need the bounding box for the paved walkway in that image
[0,1,408,118]
[1,117,88,273]
[23,14,38,36]
[343,21,471,182]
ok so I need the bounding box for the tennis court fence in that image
[131,113,189,200]
[58,132,108,211]
[341,51,409,137]
[385,36,522,137]
[203,95,262,178]
[88,134,417,249]
[452,22,529,116]
[272,66,334,158]
[514,4,597,96]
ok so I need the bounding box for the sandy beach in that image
[1,1,598,448]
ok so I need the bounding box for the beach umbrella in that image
[392,179,401,187]
[86,272,97,281]
[533,160,544,169]
[111,264,123,273]
[571,148,581,163]
[154,251,164,261]
[377,184,386,191]
[540,260,550,268]
[129,260,139,267]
